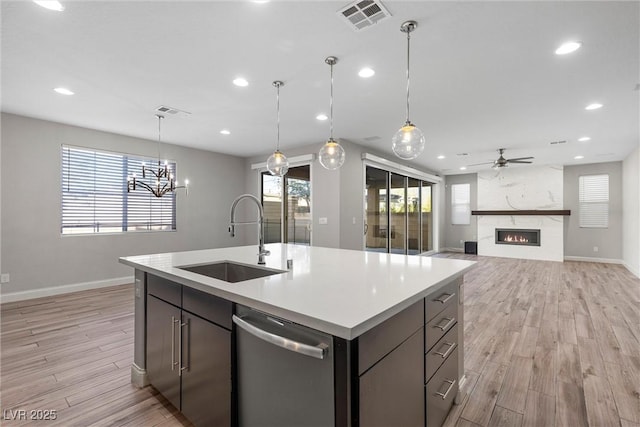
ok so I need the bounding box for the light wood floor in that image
[1,255,638,427]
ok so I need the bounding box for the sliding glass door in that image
[365,166,434,254]
[261,165,311,245]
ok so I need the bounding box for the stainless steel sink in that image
[177,261,285,283]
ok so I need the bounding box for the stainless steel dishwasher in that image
[233,305,334,427]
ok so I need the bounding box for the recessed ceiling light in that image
[578,136,591,142]
[358,67,375,78]
[233,78,249,87]
[459,166,467,170]
[574,155,584,160]
[220,129,231,135]
[54,87,74,95]
[437,155,445,159]
[555,41,582,55]
[585,103,603,110]
[316,114,328,121]
[252,0,270,3]
[33,1,64,11]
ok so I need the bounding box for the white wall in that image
[623,146,640,277]
[0,113,247,300]
[477,166,564,262]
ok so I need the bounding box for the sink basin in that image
[178,261,285,283]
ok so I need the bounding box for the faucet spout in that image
[229,194,270,264]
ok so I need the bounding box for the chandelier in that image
[127,114,188,197]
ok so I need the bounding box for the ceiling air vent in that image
[155,105,191,116]
[338,0,391,31]
[549,140,567,145]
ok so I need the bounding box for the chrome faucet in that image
[229,194,270,265]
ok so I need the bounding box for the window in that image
[579,174,609,228]
[61,145,176,234]
[451,183,471,225]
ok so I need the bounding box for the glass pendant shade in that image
[319,138,346,170]
[391,121,425,160]
[266,149,289,176]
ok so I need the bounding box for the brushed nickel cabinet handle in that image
[434,293,455,304]
[179,319,189,375]
[435,379,456,400]
[171,316,179,371]
[434,317,455,332]
[434,341,457,359]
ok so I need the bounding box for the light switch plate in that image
[319,217,328,225]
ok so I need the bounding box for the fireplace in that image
[495,228,540,246]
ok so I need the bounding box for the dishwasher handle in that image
[233,314,328,360]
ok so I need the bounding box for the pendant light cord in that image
[330,61,334,140]
[405,29,411,124]
[157,114,163,164]
[276,83,281,151]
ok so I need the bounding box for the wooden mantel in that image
[472,210,571,216]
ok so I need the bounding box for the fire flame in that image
[504,234,529,243]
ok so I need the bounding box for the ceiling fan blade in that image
[506,156,534,161]
[467,161,495,166]
[508,160,533,164]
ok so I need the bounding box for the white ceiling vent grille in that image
[155,105,191,116]
[338,0,391,31]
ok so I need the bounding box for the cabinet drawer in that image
[426,345,459,427]
[358,300,423,375]
[425,323,458,384]
[425,278,459,323]
[425,302,457,352]
[147,274,181,307]
[182,286,232,330]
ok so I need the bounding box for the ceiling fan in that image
[469,148,534,169]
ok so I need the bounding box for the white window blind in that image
[579,174,609,228]
[61,145,176,234]
[451,183,471,225]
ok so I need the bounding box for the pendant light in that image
[266,81,289,176]
[127,114,189,197]
[392,20,425,160]
[319,56,345,170]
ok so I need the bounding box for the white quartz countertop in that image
[120,244,475,339]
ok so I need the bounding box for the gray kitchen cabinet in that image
[181,311,231,427]
[359,329,425,427]
[146,275,232,427]
[146,294,181,410]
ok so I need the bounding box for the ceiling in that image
[2,1,639,175]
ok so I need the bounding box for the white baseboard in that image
[623,262,640,278]
[0,276,134,303]
[564,256,624,265]
[130,363,149,388]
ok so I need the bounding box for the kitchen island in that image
[120,244,475,427]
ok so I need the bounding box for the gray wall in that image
[563,162,623,260]
[245,140,442,251]
[622,146,639,276]
[443,174,478,250]
[1,113,247,295]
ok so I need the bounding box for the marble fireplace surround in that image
[476,166,565,262]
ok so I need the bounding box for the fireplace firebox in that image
[495,228,540,246]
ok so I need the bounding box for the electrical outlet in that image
[319,217,328,225]
[593,246,599,252]
[0,273,10,284]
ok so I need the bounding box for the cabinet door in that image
[359,329,425,427]
[181,312,231,427]
[146,295,181,410]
